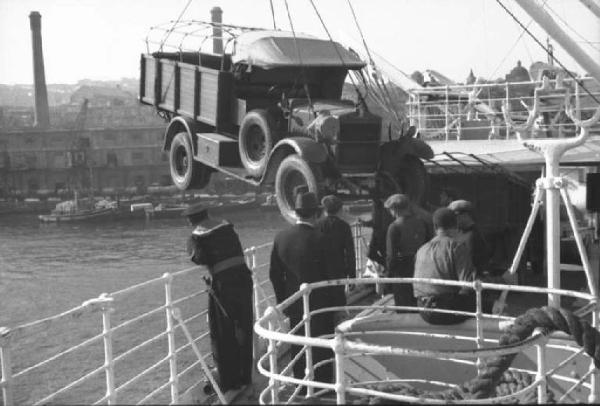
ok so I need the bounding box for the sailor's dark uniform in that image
[188,220,253,392]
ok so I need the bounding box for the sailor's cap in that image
[181,203,208,225]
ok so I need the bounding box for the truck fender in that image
[163,117,197,154]
[260,137,328,185]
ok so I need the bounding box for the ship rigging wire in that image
[345,0,404,125]
[495,0,600,105]
[269,0,277,30]
[306,0,366,108]
[544,1,600,53]
[282,0,314,112]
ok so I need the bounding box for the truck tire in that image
[239,110,276,177]
[169,132,211,190]
[275,154,322,224]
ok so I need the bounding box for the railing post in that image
[536,337,548,403]
[249,247,261,319]
[445,85,450,141]
[333,328,346,404]
[0,327,13,406]
[99,293,116,405]
[590,302,599,403]
[301,283,314,398]
[505,82,510,139]
[474,280,485,376]
[265,307,279,405]
[163,273,179,404]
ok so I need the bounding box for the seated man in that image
[448,199,490,278]
[413,208,491,325]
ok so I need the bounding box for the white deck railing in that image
[255,277,599,404]
[407,76,600,141]
[0,223,369,405]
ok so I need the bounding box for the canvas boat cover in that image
[231,30,365,69]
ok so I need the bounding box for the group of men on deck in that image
[181,187,493,391]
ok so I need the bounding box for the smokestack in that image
[210,7,223,54]
[29,11,50,129]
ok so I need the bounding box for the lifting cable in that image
[159,0,194,51]
[544,1,600,54]
[346,0,406,127]
[268,0,277,30]
[283,0,314,112]
[495,0,600,106]
[488,0,548,80]
[306,0,366,108]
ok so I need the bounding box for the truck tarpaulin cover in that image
[232,30,366,70]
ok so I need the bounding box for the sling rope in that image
[282,0,314,113]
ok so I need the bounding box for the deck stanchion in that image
[590,302,599,403]
[536,338,548,403]
[265,307,279,405]
[0,328,13,406]
[163,273,179,404]
[301,283,314,397]
[99,293,116,405]
[474,280,485,375]
[504,82,510,139]
[444,85,450,141]
[333,328,346,404]
[249,247,260,318]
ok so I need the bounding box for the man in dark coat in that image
[385,194,431,309]
[184,204,253,392]
[315,195,355,310]
[448,200,490,278]
[269,192,335,385]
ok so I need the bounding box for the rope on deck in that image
[354,306,600,403]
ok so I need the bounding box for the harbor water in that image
[0,208,289,403]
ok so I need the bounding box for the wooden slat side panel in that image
[198,71,219,125]
[177,65,196,119]
[158,61,177,111]
[142,56,155,105]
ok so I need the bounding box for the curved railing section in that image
[254,276,599,404]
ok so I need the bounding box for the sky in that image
[0,0,599,86]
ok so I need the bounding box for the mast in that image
[514,0,600,83]
[579,0,600,19]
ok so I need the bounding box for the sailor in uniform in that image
[183,204,253,392]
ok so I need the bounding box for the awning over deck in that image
[426,136,600,170]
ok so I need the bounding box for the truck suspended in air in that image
[139,18,432,222]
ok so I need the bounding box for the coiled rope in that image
[304,306,599,404]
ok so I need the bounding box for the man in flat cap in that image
[316,195,356,316]
[269,191,335,386]
[385,193,431,309]
[448,199,490,278]
[184,204,253,392]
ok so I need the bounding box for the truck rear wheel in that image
[275,154,322,223]
[239,110,276,177]
[169,132,211,190]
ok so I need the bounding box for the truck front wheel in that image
[169,132,211,190]
[239,110,277,177]
[275,154,322,223]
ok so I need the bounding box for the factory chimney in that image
[29,11,50,129]
[210,7,223,54]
